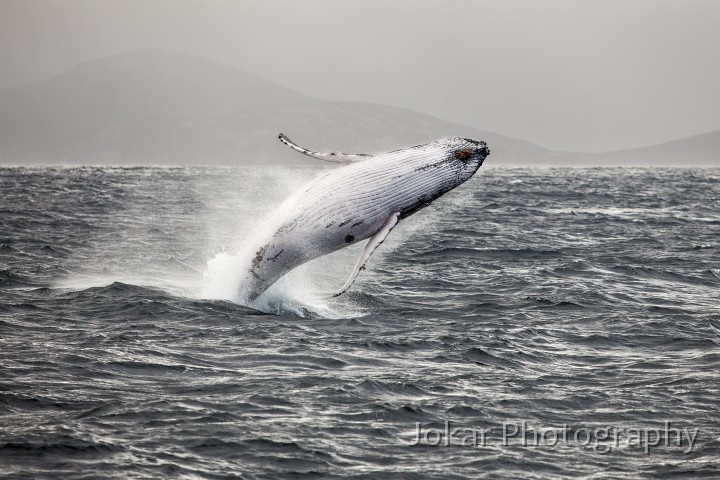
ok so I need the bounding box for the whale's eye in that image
[454,149,472,160]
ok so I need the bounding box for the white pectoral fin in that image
[333,212,400,297]
[278,133,372,163]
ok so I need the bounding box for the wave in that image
[0,268,34,288]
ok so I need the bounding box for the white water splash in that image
[53,165,435,319]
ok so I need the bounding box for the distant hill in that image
[0,49,717,166]
[0,49,550,166]
[564,130,720,167]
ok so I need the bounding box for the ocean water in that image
[0,165,719,479]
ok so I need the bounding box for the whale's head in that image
[394,137,490,219]
[447,137,490,176]
[418,137,490,186]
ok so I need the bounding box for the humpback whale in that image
[238,134,490,301]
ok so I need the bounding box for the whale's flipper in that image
[279,133,373,163]
[334,212,400,297]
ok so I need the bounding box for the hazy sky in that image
[2,0,719,152]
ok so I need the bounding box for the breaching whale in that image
[237,134,490,301]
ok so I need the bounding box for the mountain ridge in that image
[0,49,717,166]
[565,130,720,166]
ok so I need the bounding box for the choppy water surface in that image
[1,166,719,479]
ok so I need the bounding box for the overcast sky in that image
[2,0,719,152]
